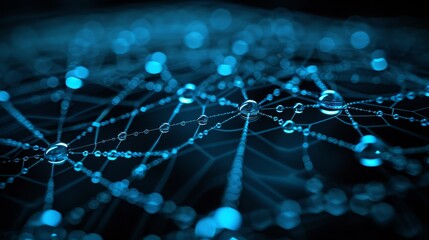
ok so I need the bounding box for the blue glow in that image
[40,209,62,227]
[214,207,242,230]
[0,90,10,102]
[46,76,59,88]
[111,38,130,55]
[65,76,83,89]
[224,56,237,66]
[318,90,344,115]
[217,64,233,76]
[152,52,167,64]
[177,83,196,104]
[360,158,383,167]
[306,65,318,73]
[355,135,384,167]
[145,61,163,74]
[277,200,301,229]
[45,142,69,164]
[277,211,300,229]
[351,31,370,49]
[195,217,217,238]
[239,99,260,121]
[371,58,388,71]
[184,31,204,49]
[232,40,249,55]
[74,66,90,79]
[319,37,335,52]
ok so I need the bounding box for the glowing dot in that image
[145,61,163,74]
[239,100,260,121]
[195,217,217,238]
[277,200,301,229]
[74,66,89,79]
[214,207,242,230]
[232,40,249,55]
[350,31,370,49]
[319,37,335,52]
[159,123,170,133]
[355,135,385,167]
[283,120,295,134]
[293,103,304,114]
[51,233,58,240]
[91,171,102,184]
[393,114,399,120]
[276,105,284,113]
[45,142,68,165]
[197,115,209,125]
[144,193,164,214]
[65,76,83,89]
[0,90,10,102]
[21,168,28,174]
[371,58,388,71]
[376,110,383,117]
[217,64,233,76]
[306,178,323,193]
[74,162,83,171]
[177,83,196,104]
[117,132,127,141]
[184,31,204,49]
[40,209,62,227]
[107,150,118,161]
[318,90,344,115]
[151,52,167,64]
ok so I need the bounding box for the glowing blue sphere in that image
[355,135,385,167]
[65,76,83,89]
[283,120,295,134]
[159,122,170,133]
[213,207,242,230]
[195,217,217,238]
[0,90,10,102]
[351,31,370,49]
[371,58,388,71]
[145,61,163,74]
[177,83,196,104]
[239,100,260,121]
[45,142,69,164]
[40,209,62,227]
[197,115,208,125]
[318,90,344,115]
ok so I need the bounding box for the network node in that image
[238,100,260,121]
[0,90,10,102]
[318,90,344,115]
[293,103,304,114]
[117,132,127,141]
[159,123,170,133]
[197,115,208,125]
[276,105,284,113]
[283,120,295,134]
[355,135,385,167]
[177,83,196,104]
[214,207,242,230]
[45,142,68,165]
